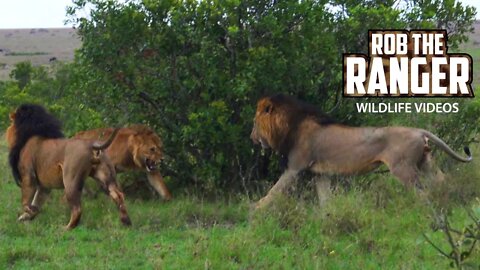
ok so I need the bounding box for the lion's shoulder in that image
[75,125,161,147]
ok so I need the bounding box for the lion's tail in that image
[423,130,472,163]
[92,128,120,150]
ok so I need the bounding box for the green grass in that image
[1,137,479,269]
[459,39,480,85]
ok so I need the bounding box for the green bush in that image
[1,0,477,193]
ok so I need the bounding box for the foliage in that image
[0,62,103,133]
[60,0,479,191]
[0,1,479,268]
[424,208,480,269]
[0,0,477,191]
[9,61,33,90]
[64,0,341,190]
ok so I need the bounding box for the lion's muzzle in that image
[145,158,159,172]
[250,124,270,149]
[250,123,261,144]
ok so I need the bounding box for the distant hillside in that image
[0,28,80,80]
[471,20,480,45]
[460,20,480,86]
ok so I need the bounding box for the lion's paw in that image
[18,212,33,221]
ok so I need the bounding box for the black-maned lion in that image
[250,94,472,209]
[73,125,171,200]
[6,104,131,229]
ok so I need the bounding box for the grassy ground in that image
[1,22,479,270]
[1,137,479,269]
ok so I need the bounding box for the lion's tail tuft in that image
[464,146,472,161]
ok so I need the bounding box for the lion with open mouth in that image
[74,125,171,200]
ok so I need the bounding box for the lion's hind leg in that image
[63,171,87,230]
[107,184,132,226]
[64,185,83,230]
[388,161,423,190]
[91,159,132,226]
[384,140,426,190]
[418,151,445,186]
[315,175,331,207]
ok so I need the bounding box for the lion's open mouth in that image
[145,159,158,172]
[251,135,270,149]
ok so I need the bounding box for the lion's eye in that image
[150,147,156,152]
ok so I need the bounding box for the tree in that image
[64,0,477,191]
[9,61,33,90]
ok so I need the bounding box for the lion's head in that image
[128,125,164,172]
[7,104,64,186]
[250,94,335,154]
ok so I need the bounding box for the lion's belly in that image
[310,160,382,175]
[307,126,386,175]
[36,165,64,189]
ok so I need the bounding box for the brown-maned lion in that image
[7,104,131,229]
[250,94,472,209]
[74,125,172,200]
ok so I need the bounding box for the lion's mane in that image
[8,104,64,186]
[256,94,335,154]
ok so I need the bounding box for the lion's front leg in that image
[147,171,172,201]
[256,169,299,209]
[18,173,40,221]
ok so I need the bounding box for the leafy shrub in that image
[62,0,477,192]
[1,0,477,194]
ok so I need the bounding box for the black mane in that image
[8,104,64,186]
[269,93,336,125]
[264,94,337,156]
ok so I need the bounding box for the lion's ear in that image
[264,103,274,114]
[9,112,15,121]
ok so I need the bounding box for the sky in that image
[0,0,77,29]
[0,0,478,29]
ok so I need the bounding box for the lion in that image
[250,94,472,209]
[73,125,172,200]
[6,104,132,229]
